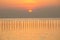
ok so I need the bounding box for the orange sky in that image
[0,0,58,9]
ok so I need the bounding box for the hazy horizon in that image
[0,0,60,18]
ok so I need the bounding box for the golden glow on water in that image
[0,18,60,40]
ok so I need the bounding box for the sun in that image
[28,9,32,13]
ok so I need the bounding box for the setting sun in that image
[28,9,32,13]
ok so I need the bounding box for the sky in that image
[0,0,60,18]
